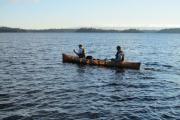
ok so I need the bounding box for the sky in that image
[0,0,180,29]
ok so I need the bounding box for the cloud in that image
[8,0,40,3]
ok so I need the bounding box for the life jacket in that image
[116,50,124,61]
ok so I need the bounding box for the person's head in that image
[117,46,121,51]
[79,44,82,48]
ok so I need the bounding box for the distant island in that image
[0,27,143,33]
[158,28,180,33]
[1,27,180,33]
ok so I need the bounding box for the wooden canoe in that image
[62,54,141,70]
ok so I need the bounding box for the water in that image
[0,33,180,120]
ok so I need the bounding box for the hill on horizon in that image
[1,27,180,33]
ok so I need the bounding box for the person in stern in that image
[115,45,124,62]
[73,44,86,58]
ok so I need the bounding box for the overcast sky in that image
[1,0,180,29]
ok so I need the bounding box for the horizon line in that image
[1,26,180,30]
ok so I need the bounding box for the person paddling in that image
[73,44,86,58]
[115,46,124,62]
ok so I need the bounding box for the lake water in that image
[0,33,180,120]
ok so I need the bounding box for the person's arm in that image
[73,49,79,56]
[121,52,124,61]
[115,52,118,59]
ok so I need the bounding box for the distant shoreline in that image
[1,27,180,33]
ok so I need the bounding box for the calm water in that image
[0,33,180,120]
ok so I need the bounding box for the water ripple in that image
[0,33,180,119]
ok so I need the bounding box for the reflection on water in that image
[76,64,86,74]
[0,33,180,120]
[115,69,125,74]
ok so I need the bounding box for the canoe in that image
[62,54,141,70]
